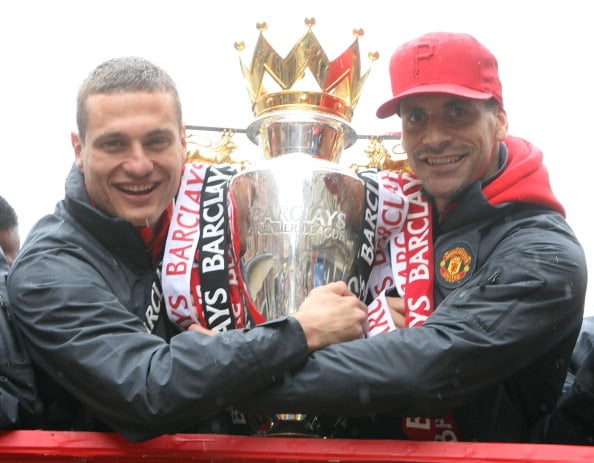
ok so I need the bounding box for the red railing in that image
[0,430,592,463]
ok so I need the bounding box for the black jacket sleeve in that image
[7,225,309,442]
[240,218,586,421]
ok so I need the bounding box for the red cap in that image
[376,32,503,118]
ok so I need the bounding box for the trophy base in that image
[265,419,322,438]
[249,414,323,437]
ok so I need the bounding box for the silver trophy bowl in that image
[232,153,365,319]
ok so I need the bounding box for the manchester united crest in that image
[439,246,472,284]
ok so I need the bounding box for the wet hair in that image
[0,196,18,231]
[76,56,183,139]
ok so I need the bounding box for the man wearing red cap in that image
[242,32,587,442]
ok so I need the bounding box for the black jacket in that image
[541,316,594,444]
[0,249,41,428]
[7,164,311,442]
[242,136,587,442]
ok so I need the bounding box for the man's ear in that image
[71,132,84,170]
[180,125,187,161]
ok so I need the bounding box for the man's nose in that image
[124,143,153,176]
[422,121,452,148]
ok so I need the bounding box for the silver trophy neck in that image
[246,110,357,163]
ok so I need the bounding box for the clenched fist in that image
[291,281,368,352]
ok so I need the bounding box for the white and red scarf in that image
[366,170,460,440]
[162,162,264,331]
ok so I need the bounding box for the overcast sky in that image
[1,0,591,314]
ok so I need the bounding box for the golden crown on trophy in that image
[234,18,378,123]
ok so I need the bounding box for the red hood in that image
[483,135,565,217]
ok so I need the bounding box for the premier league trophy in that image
[229,19,378,436]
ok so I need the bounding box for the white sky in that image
[1,0,591,315]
